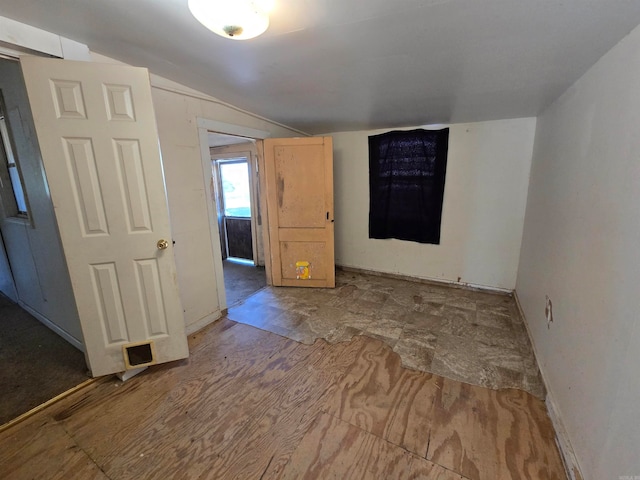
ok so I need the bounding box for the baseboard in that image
[19,301,85,352]
[185,310,223,336]
[545,394,584,480]
[512,291,584,480]
[336,264,513,295]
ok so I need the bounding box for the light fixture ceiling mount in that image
[188,0,274,41]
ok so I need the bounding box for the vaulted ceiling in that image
[2,0,640,133]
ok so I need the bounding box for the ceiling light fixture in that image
[188,0,274,40]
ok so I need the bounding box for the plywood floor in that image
[0,318,566,480]
[228,269,546,398]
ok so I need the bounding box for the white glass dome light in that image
[188,0,275,40]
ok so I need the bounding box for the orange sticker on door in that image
[295,261,311,280]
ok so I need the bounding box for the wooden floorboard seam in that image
[0,321,567,480]
[0,376,106,434]
[425,429,432,459]
[57,416,113,480]
[259,455,275,480]
[318,408,466,479]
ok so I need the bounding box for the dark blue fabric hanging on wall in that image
[368,128,449,244]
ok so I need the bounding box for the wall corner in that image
[512,289,585,480]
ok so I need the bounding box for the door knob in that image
[157,239,169,250]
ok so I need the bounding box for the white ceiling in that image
[2,0,640,134]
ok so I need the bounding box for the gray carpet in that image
[222,260,266,307]
[0,260,266,424]
[0,295,88,425]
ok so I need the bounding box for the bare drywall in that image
[328,118,536,290]
[516,23,640,479]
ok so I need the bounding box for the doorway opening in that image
[208,131,266,308]
[0,57,87,425]
[216,158,253,262]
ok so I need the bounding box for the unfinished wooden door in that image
[20,57,188,376]
[263,137,334,287]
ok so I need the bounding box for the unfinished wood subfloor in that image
[0,319,566,480]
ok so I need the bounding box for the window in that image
[0,91,28,219]
[368,128,449,244]
[219,159,251,218]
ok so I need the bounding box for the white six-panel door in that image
[21,57,188,376]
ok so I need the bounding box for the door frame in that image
[0,228,18,302]
[197,119,271,311]
[0,48,86,353]
[211,153,258,264]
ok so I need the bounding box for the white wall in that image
[0,59,82,346]
[88,53,301,332]
[147,75,301,332]
[328,118,536,290]
[516,24,640,479]
[0,10,303,341]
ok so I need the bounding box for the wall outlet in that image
[545,295,553,328]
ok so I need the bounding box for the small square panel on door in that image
[279,241,328,281]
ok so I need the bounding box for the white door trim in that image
[0,15,91,61]
[197,119,270,311]
[0,233,18,302]
[196,118,270,141]
[197,126,226,312]
[0,16,63,58]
